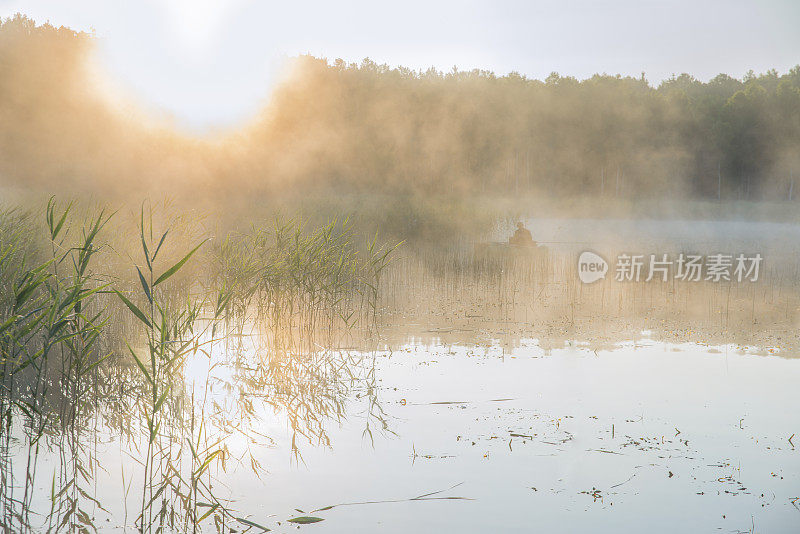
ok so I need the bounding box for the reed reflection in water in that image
[1,202,799,533]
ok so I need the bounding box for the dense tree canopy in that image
[255,57,800,200]
[1,15,798,202]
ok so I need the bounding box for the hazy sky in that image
[2,0,798,130]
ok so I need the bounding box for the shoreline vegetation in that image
[0,197,397,532]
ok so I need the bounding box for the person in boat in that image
[509,221,535,246]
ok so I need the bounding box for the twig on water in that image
[610,472,638,489]
[310,482,471,513]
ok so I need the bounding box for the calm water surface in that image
[11,218,800,533]
[19,334,799,533]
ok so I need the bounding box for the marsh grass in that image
[0,197,400,533]
[208,216,399,463]
[377,243,800,353]
[214,216,399,354]
[113,204,240,533]
[111,208,399,533]
[0,198,114,532]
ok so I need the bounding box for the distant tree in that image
[1,15,799,201]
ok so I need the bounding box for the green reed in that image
[0,198,114,533]
[113,204,240,533]
[0,200,399,533]
[214,216,399,353]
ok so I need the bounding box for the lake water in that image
[14,334,800,533]
[214,337,800,533]
[6,218,800,533]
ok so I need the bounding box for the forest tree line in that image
[1,14,799,202]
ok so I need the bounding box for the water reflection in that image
[1,233,799,532]
[380,246,800,357]
[247,338,798,533]
[0,319,388,532]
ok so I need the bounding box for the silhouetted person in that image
[509,222,535,246]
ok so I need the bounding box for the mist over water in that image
[1,12,799,534]
[2,15,800,213]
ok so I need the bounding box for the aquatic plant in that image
[213,216,399,353]
[0,198,113,532]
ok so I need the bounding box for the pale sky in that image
[2,0,798,130]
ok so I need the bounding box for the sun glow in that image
[162,0,247,55]
[86,0,281,132]
[83,49,178,131]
